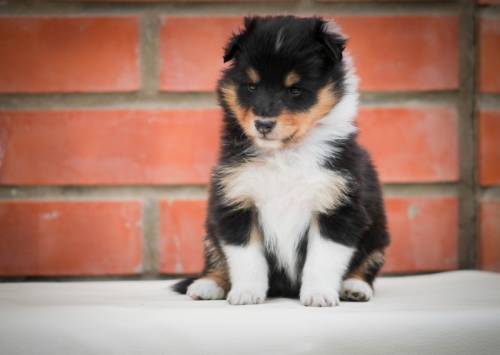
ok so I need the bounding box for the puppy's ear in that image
[315,20,346,63]
[223,17,257,63]
[223,33,242,63]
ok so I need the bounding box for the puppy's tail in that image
[171,277,197,294]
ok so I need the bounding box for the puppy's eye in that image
[289,87,302,97]
[247,83,257,92]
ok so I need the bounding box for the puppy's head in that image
[218,16,346,150]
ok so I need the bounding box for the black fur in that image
[172,277,197,294]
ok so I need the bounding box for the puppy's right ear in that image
[223,17,257,63]
[223,33,242,63]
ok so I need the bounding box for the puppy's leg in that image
[341,249,385,302]
[300,220,354,307]
[223,231,269,305]
[187,237,229,300]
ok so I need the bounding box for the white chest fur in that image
[221,150,348,282]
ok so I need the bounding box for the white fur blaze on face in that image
[300,220,354,307]
[341,278,373,302]
[187,278,225,300]
[223,242,269,305]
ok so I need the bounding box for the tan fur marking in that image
[205,272,230,292]
[203,237,230,292]
[247,67,260,83]
[220,83,253,138]
[346,250,385,281]
[278,83,337,145]
[249,217,262,244]
[284,71,300,87]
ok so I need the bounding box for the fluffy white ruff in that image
[223,243,269,305]
[341,278,373,302]
[187,278,225,300]
[300,221,354,307]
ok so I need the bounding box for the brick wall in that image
[478,4,500,272]
[0,0,498,278]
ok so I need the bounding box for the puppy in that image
[173,16,390,307]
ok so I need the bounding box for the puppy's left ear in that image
[315,20,346,63]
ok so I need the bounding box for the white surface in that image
[1,271,499,355]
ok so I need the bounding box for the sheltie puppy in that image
[173,16,390,307]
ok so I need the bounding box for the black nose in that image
[255,120,276,135]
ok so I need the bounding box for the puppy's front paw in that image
[227,288,266,305]
[300,287,339,307]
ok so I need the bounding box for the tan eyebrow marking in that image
[247,67,260,84]
[284,71,300,87]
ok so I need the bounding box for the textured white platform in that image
[1,271,499,355]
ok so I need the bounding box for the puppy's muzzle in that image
[255,119,276,135]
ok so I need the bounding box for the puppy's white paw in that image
[227,288,266,305]
[340,278,373,302]
[187,278,225,300]
[300,287,339,307]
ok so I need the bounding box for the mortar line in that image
[480,186,500,200]
[0,92,218,110]
[0,92,460,110]
[457,0,478,269]
[478,5,500,17]
[0,183,460,200]
[0,185,209,200]
[478,94,500,110]
[139,12,161,97]
[382,183,458,197]
[142,198,161,275]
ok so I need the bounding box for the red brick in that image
[159,16,458,92]
[0,17,139,93]
[0,201,142,276]
[479,17,500,93]
[383,197,458,273]
[480,200,500,272]
[0,109,222,185]
[157,197,457,275]
[160,17,242,91]
[336,16,459,91]
[358,107,459,182]
[479,110,500,185]
[159,200,206,274]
